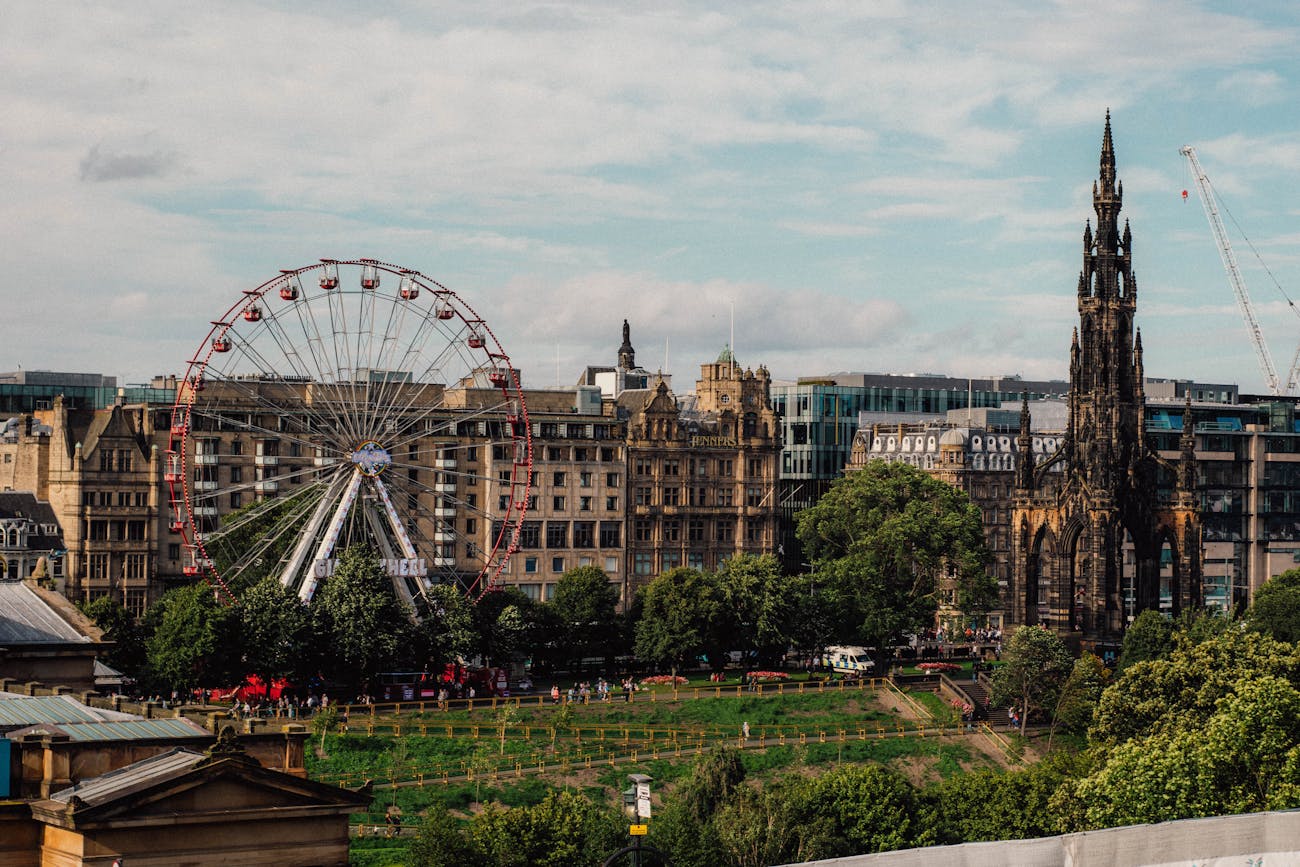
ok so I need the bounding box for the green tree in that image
[991,625,1073,735]
[1090,627,1300,748]
[634,567,728,680]
[1072,676,1300,828]
[650,748,744,867]
[145,583,241,694]
[1048,653,1110,748]
[415,582,477,668]
[472,585,535,666]
[1116,609,1174,671]
[468,790,625,867]
[924,752,1084,844]
[549,565,620,671]
[1248,568,1300,644]
[795,461,995,649]
[718,553,799,668]
[790,764,925,858]
[310,705,339,753]
[409,806,483,867]
[237,576,309,695]
[81,595,147,677]
[310,545,411,690]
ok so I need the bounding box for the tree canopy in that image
[635,567,728,677]
[795,461,995,648]
[310,545,411,689]
[1248,567,1300,644]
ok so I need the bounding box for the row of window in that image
[86,519,148,541]
[491,520,622,549]
[84,551,149,581]
[82,490,150,508]
[631,485,767,507]
[96,449,136,473]
[633,517,767,543]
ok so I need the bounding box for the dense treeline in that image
[86,462,997,697]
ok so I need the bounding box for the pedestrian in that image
[742,721,750,741]
[550,684,560,704]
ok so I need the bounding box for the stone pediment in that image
[33,746,366,829]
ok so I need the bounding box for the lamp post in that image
[605,773,673,867]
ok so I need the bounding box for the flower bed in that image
[640,675,688,686]
[746,671,790,682]
[917,662,962,674]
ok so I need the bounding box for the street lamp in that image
[606,774,673,867]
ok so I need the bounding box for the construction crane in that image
[1180,145,1300,395]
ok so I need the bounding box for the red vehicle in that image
[207,674,293,703]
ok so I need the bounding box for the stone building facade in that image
[621,348,782,592]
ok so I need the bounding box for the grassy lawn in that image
[331,680,1010,862]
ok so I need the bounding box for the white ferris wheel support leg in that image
[297,469,365,604]
[278,469,352,594]
[370,475,420,560]
[360,496,421,618]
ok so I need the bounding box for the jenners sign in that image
[689,435,737,448]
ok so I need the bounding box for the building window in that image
[88,521,108,541]
[118,491,131,507]
[525,557,539,574]
[634,519,652,542]
[574,447,589,461]
[635,458,652,476]
[520,583,541,600]
[135,491,148,507]
[466,518,477,535]
[125,553,147,579]
[688,552,705,570]
[574,522,595,548]
[605,496,618,511]
[552,556,565,572]
[663,552,681,570]
[553,471,566,486]
[116,450,133,472]
[127,521,146,541]
[663,460,680,476]
[580,471,592,487]
[688,487,707,506]
[599,522,621,548]
[634,553,654,575]
[746,518,764,543]
[748,458,763,476]
[230,492,243,510]
[663,487,679,506]
[606,472,620,487]
[87,553,109,580]
[168,543,181,561]
[718,459,734,476]
[717,522,734,543]
[717,489,734,507]
[520,521,542,549]
[605,557,618,573]
[601,447,616,462]
[124,588,147,619]
[548,447,564,461]
[635,487,653,506]
[688,519,705,542]
[553,496,566,511]
[664,520,681,543]
[746,486,764,507]
[99,450,112,472]
[498,495,509,511]
[580,496,592,511]
[547,522,568,548]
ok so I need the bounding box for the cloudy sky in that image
[4,1,1299,394]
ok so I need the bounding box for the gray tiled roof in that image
[0,694,136,728]
[7,717,208,742]
[0,580,88,643]
[49,747,205,807]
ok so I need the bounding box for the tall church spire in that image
[618,319,636,371]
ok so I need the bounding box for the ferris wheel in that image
[164,259,532,610]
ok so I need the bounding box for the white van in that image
[821,646,876,676]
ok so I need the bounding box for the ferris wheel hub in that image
[351,441,392,477]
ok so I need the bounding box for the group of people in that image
[548,677,638,704]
